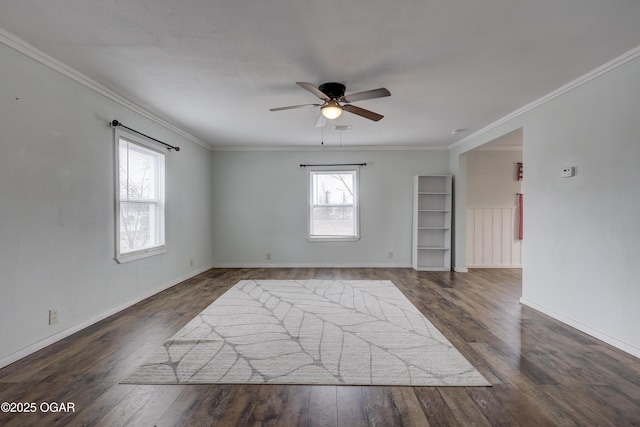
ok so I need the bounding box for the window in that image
[309,169,359,241]
[115,130,166,262]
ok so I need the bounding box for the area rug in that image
[122,280,490,386]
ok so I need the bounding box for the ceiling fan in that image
[269,82,391,127]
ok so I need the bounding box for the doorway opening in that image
[463,128,523,269]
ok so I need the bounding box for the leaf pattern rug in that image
[122,280,490,386]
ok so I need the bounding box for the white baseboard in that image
[212,262,413,268]
[0,265,212,370]
[520,297,640,359]
[468,265,522,269]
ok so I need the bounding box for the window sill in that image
[116,246,167,263]
[308,236,361,242]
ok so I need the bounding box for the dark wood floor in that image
[1,268,639,426]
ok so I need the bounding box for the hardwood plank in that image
[92,384,162,426]
[154,385,211,427]
[63,383,138,426]
[0,380,69,427]
[125,385,187,426]
[469,342,579,426]
[438,388,492,426]
[588,384,640,425]
[389,387,431,426]
[210,384,259,426]
[467,385,555,427]
[361,387,402,426]
[184,385,233,426]
[308,386,337,427]
[336,386,368,427]
[540,384,619,426]
[265,384,310,426]
[36,381,115,427]
[245,385,277,425]
[413,387,458,426]
[223,384,310,426]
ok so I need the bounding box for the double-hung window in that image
[308,169,359,241]
[115,130,166,262]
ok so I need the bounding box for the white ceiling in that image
[2,1,640,150]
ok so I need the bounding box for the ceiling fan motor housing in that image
[319,82,346,99]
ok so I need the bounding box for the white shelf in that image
[412,175,452,271]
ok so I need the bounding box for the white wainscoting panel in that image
[467,207,522,268]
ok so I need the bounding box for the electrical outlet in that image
[190,258,194,267]
[49,309,58,325]
[266,253,272,261]
[388,251,394,259]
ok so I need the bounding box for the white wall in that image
[211,149,449,267]
[0,43,214,366]
[451,50,640,356]
[522,54,640,356]
[466,150,522,208]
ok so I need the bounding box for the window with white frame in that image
[308,169,359,241]
[115,130,166,262]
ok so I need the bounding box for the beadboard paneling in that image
[467,207,522,267]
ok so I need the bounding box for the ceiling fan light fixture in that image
[271,82,389,124]
[321,100,343,119]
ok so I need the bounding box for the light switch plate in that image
[561,167,575,178]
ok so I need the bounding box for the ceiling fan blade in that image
[342,104,384,121]
[342,88,391,103]
[296,82,330,101]
[314,114,328,128]
[269,103,319,112]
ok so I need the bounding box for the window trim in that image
[307,167,360,242]
[114,128,167,263]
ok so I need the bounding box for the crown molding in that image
[0,28,212,151]
[477,145,522,152]
[449,44,640,151]
[210,144,449,152]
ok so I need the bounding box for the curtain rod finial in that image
[109,119,120,128]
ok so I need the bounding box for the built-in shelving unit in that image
[412,175,452,271]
